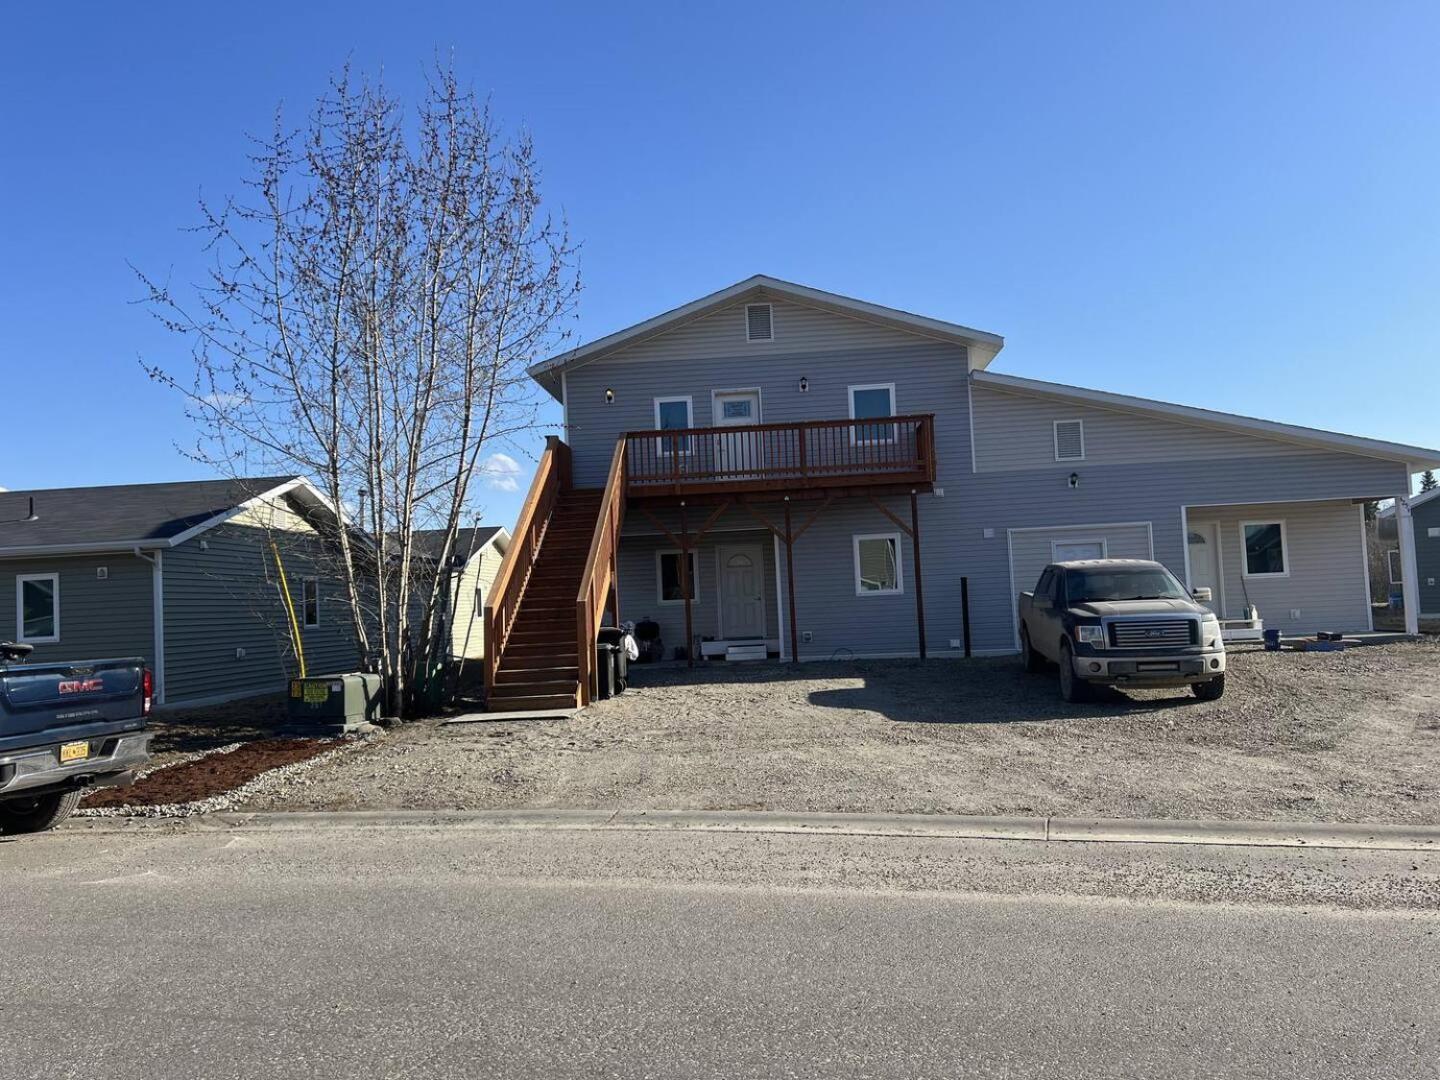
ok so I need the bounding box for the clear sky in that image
[3,2,1437,527]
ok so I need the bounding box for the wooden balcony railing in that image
[574,438,628,705]
[484,436,569,695]
[624,414,935,496]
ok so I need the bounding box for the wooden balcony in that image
[624,415,936,500]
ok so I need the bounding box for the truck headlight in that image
[1074,624,1106,648]
[1201,612,1221,647]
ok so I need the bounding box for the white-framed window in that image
[656,550,700,604]
[1053,419,1086,462]
[301,577,320,628]
[848,383,896,445]
[745,303,774,342]
[1388,550,1403,585]
[853,533,903,596]
[16,572,60,644]
[654,396,694,456]
[1240,520,1289,578]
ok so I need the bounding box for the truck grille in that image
[1108,620,1196,649]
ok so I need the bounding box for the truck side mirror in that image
[1192,587,1213,603]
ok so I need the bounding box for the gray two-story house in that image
[481,276,1440,710]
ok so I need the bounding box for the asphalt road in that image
[4,820,1438,1079]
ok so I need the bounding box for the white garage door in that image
[1007,522,1155,643]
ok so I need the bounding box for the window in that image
[16,573,59,643]
[1240,520,1288,578]
[1053,419,1085,462]
[654,396,693,455]
[1388,550,1403,586]
[1051,539,1106,562]
[853,533,903,595]
[301,578,320,628]
[745,303,774,342]
[848,383,896,445]
[657,550,700,604]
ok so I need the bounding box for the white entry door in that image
[1187,522,1223,615]
[713,391,762,476]
[718,544,767,639]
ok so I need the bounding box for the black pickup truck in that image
[0,642,152,834]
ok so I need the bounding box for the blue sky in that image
[3,2,1437,526]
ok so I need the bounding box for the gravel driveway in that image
[245,640,1440,823]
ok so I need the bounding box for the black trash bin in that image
[597,627,629,693]
[595,641,619,700]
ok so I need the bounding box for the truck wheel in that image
[1019,626,1044,674]
[1057,644,1090,703]
[0,790,83,835]
[1192,675,1226,702]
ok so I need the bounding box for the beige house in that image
[412,527,511,661]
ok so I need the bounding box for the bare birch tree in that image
[139,65,579,715]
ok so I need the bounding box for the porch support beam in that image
[1397,491,1421,636]
[866,494,913,537]
[679,501,695,667]
[910,489,927,659]
[784,499,799,663]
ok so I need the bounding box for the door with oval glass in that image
[718,543,767,639]
[713,390,762,478]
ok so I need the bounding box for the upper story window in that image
[301,578,320,628]
[1240,520,1288,578]
[654,396,694,455]
[848,383,896,445]
[1053,419,1085,461]
[745,303,774,342]
[16,572,60,643]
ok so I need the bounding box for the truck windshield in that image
[1067,567,1190,603]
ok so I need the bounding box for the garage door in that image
[1007,522,1155,638]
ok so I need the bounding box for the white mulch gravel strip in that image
[76,736,378,819]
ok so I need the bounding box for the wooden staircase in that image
[487,489,602,711]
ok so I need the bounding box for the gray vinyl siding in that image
[162,521,360,706]
[1186,501,1371,633]
[1413,498,1440,617]
[973,386,1309,471]
[563,297,1412,657]
[0,554,153,666]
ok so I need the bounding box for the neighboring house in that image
[0,477,360,708]
[1378,488,1440,617]
[482,275,1440,710]
[410,526,511,661]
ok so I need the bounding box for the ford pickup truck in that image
[0,643,152,834]
[1017,559,1226,703]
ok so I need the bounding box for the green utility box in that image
[286,672,384,734]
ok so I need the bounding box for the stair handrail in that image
[485,436,570,696]
[575,437,628,705]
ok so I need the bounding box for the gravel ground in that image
[243,640,1440,823]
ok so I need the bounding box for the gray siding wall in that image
[163,519,360,706]
[565,299,1411,656]
[0,554,154,666]
[1413,498,1440,617]
[1187,501,1371,633]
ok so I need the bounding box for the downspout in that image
[133,547,165,706]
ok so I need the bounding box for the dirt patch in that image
[242,641,1440,824]
[82,739,336,809]
[141,694,293,769]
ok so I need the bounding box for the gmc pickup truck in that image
[0,643,152,834]
[1017,559,1226,703]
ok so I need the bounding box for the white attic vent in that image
[746,303,773,342]
[1053,419,1085,461]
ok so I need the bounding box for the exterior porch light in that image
[605,387,615,404]
[1068,472,1080,489]
[798,377,809,393]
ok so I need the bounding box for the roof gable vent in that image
[1053,419,1086,461]
[746,303,773,343]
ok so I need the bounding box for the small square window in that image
[657,550,700,604]
[848,384,896,445]
[853,534,903,595]
[1241,521,1288,577]
[16,573,60,643]
[301,578,320,628]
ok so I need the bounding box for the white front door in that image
[713,391,762,476]
[1187,521,1223,615]
[718,544,767,639]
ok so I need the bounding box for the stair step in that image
[496,663,578,680]
[502,643,577,658]
[487,691,580,712]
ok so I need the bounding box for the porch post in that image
[1397,492,1421,635]
[679,500,694,666]
[910,489,927,659]
[784,497,799,663]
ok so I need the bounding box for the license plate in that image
[59,740,90,763]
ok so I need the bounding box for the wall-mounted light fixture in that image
[798,377,809,393]
[1068,472,1080,489]
[605,387,615,404]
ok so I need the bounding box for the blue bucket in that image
[1263,629,1282,651]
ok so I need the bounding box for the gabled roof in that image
[410,526,510,564]
[973,370,1440,469]
[529,274,1005,401]
[0,476,334,558]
